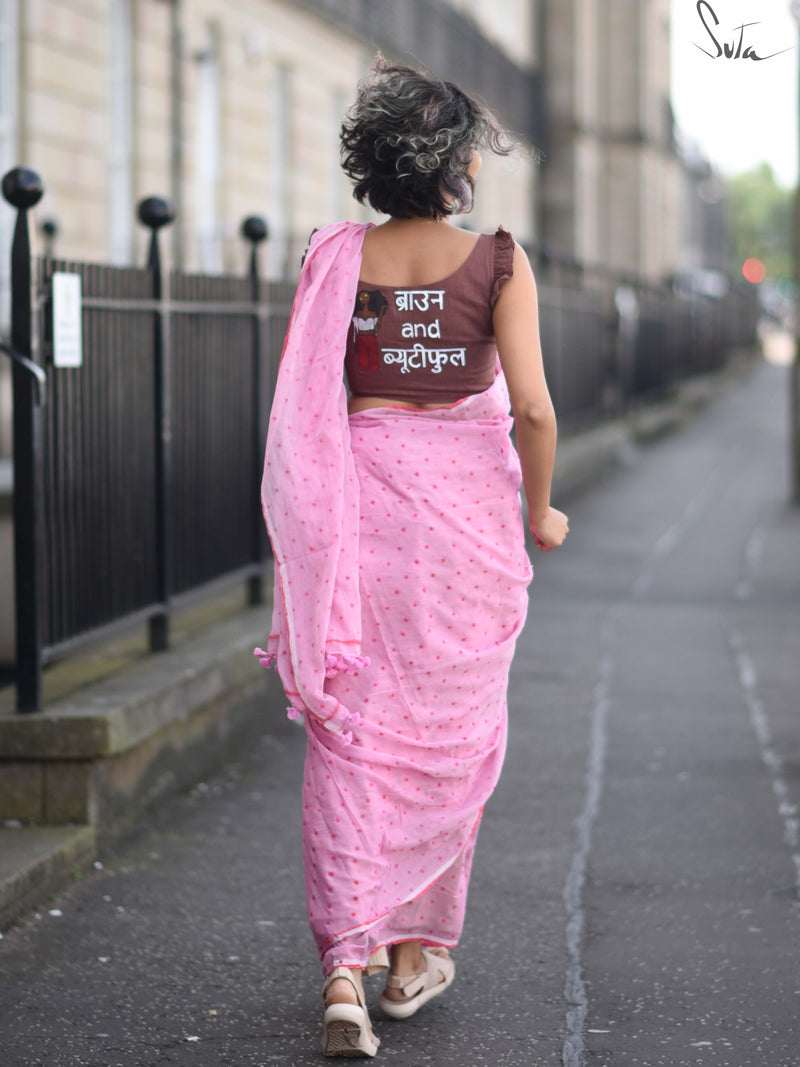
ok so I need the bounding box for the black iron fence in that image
[1,166,759,712]
[2,168,293,711]
[532,255,758,431]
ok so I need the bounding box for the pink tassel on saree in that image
[259,222,532,974]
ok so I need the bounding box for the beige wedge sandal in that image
[322,967,380,1058]
[378,947,455,1020]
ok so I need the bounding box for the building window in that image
[108,0,133,266]
[267,64,291,279]
[194,23,222,274]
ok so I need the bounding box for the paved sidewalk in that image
[0,359,797,1066]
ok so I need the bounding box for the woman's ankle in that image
[324,968,363,1006]
[389,941,425,976]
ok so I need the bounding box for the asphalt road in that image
[1,360,798,1067]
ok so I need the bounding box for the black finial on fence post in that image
[137,195,175,652]
[137,196,175,286]
[1,167,46,712]
[1,166,43,211]
[241,216,268,298]
[240,216,269,606]
[40,218,58,260]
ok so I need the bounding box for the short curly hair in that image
[340,59,516,220]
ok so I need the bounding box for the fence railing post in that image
[138,196,175,652]
[1,167,46,712]
[241,215,269,606]
[40,218,58,261]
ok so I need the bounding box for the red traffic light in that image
[742,257,766,284]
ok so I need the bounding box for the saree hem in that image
[318,808,483,960]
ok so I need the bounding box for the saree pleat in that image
[302,377,532,973]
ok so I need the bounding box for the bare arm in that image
[493,243,568,550]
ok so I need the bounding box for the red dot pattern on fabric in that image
[261,224,376,740]
[305,398,532,975]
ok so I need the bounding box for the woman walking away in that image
[255,59,568,1058]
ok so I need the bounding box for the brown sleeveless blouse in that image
[344,227,514,404]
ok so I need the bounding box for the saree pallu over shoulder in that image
[305,373,532,972]
[258,221,374,741]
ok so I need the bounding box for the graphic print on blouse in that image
[381,286,465,376]
[351,289,389,372]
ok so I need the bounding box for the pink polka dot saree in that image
[258,222,532,974]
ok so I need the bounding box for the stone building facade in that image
[538,0,683,280]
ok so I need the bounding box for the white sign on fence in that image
[52,272,83,368]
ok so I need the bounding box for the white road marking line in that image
[736,522,768,602]
[563,455,741,1062]
[562,612,616,1067]
[632,484,710,600]
[730,630,800,896]
[564,475,718,1064]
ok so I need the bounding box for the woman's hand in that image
[530,506,569,551]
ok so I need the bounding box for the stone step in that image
[0,597,283,931]
[0,824,96,930]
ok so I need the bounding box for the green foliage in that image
[728,163,793,280]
